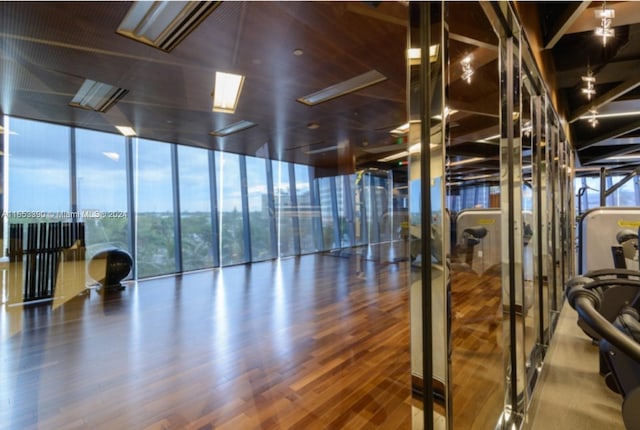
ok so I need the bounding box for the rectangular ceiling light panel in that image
[297,70,387,106]
[69,79,128,113]
[116,126,137,136]
[213,72,245,114]
[117,1,221,52]
[210,120,256,137]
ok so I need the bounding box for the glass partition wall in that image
[411,2,574,429]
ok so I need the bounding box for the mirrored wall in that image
[409,2,575,429]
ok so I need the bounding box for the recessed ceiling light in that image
[297,70,387,106]
[116,126,136,137]
[212,71,245,114]
[293,48,304,56]
[117,1,221,52]
[210,120,257,137]
[69,79,128,113]
[307,122,319,130]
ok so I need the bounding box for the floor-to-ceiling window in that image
[7,118,71,223]
[134,138,176,277]
[318,177,338,250]
[294,164,317,254]
[75,129,129,254]
[272,160,296,257]
[3,116,394,277]
[177,145,215,271]
[246,155,275,261]
[216,151,247,266]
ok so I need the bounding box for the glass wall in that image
[216,152,247,266]
[246,156,275,261]
[2,115,399,280]
[318,177,338,250]
[76,129,129,253]
[272,160,295,257]
[294,164,317,254]
[134,138,176,277]
[575,175,640,215]
[7,118,71,222]
[177,145,215,271]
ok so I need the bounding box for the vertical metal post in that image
[329,177,340,249]
[69,127,78,218]
[265,158,278,258]
[171,144,182,273]
[309,167,323,251]
[289,162,301,255]
[600,167,606,207]
[125,137,136,277]
[239,155,252,262]
[418,3,434,429]
[208,150,220,267]
[343,175,356,247]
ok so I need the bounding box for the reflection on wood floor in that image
[0,253,413,429]
[450,268,504,429]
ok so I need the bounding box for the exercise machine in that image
[566,269,640,341]
[612,229,639,270]
[567,281,640,430]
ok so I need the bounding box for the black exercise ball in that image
[88,247,133,289]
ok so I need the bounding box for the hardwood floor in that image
[450,268,504,429]
[0,253,413,430]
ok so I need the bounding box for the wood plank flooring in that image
[1,253,413,430]
[449,269,504,429]
[1,248,584,430]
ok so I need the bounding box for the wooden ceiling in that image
[538,1,640,170]
[1,1,640,181]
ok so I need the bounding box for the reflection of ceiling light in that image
[210,120,257,137]
[307,122,320,130]
[390,122,410,136]
[579,110,640,120]
[461,55,474,84]
[448,157,485,167]
[117,1,221,52]
[0,125,17,136]
[581,68,596,100]
[595,4,615,46]
[116,126,136,137]
[407,45,440,65]
[213,72,245,114]
[297,70,387,106]
[102,152,120,162]
[376,142,436,162]
[378,151,409,162]
[604,154,640,162]
[464,173,497,181]
[588,108,599,128]
[476,132,501,144]
[433,107,458,121]
[305,145,343,155]
[69,79,128,113]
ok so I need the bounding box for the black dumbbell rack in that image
[8,222,85,304]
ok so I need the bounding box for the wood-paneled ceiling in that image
[539,1,640,171]
[1,1,640,180]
